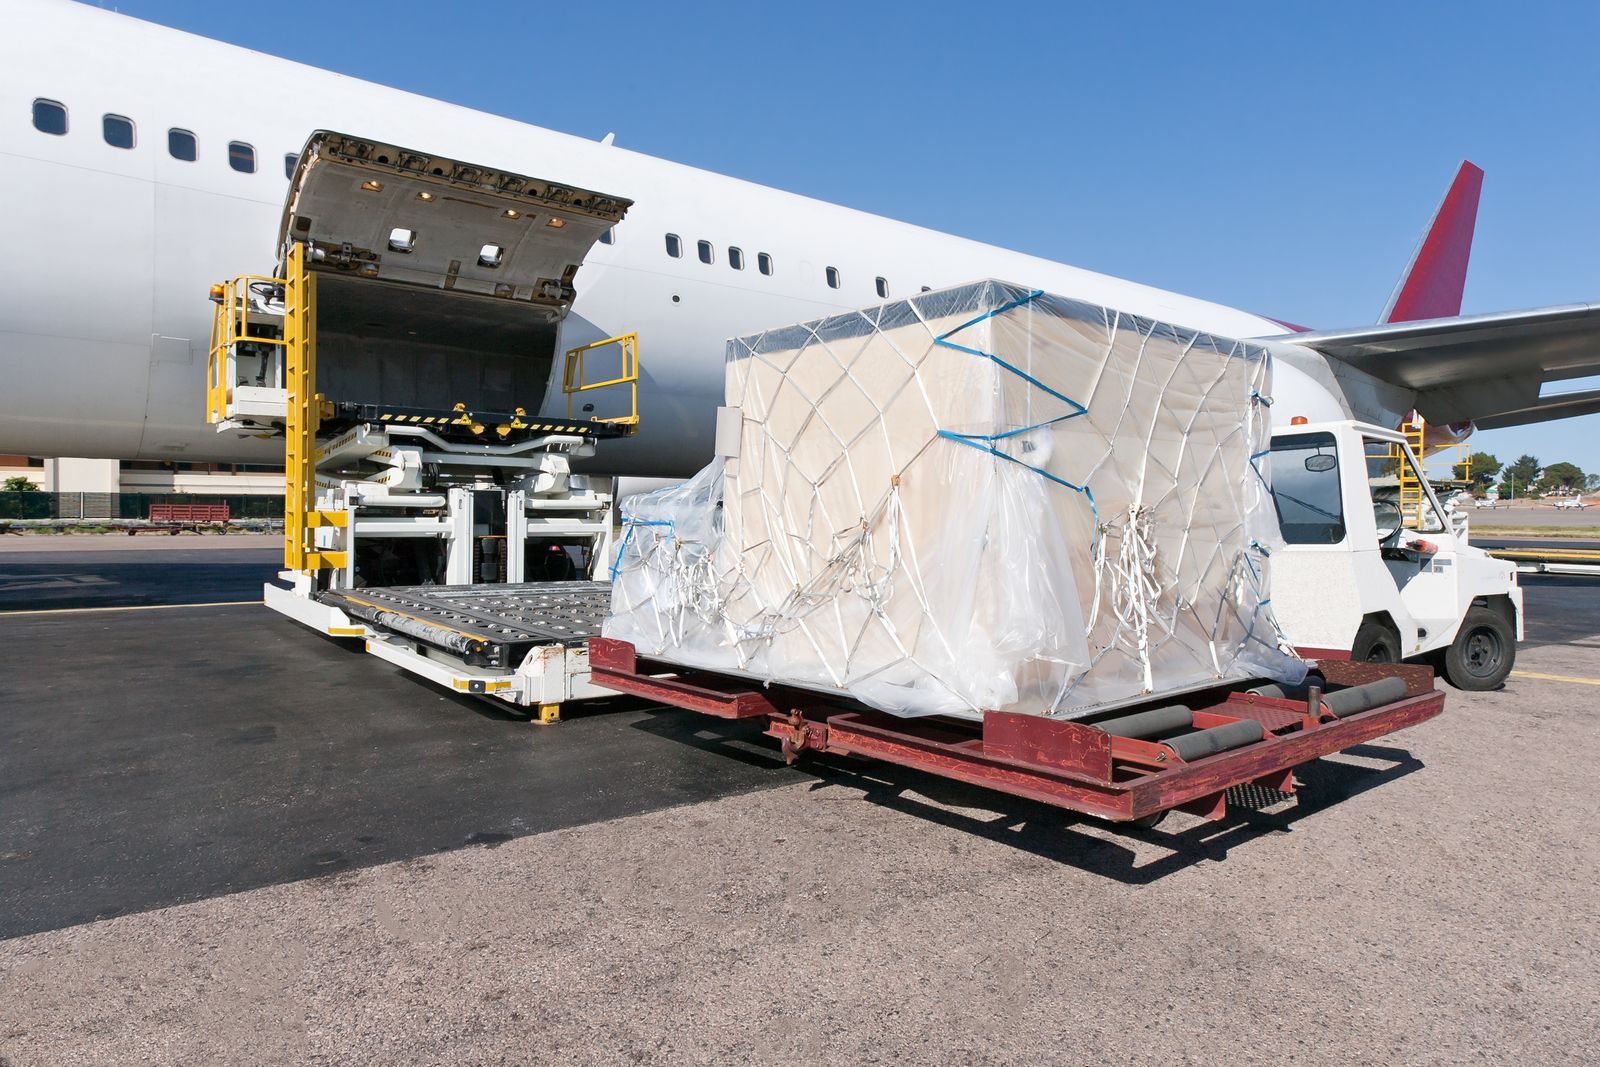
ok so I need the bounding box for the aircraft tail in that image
[1379,161,1483,323]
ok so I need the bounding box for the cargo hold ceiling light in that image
[502,208,520,219]
[387,227,416,253]
[416,190,435,202]
[545,217,566,229]
[360,179,383,192]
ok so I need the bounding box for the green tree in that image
[1452,450,1501,490]
[2,475,40,492]
[1535,461,1585,494]
[1587,473,1600,492]
[1502,454,1541,496]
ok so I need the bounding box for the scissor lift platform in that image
[305,582,613,717]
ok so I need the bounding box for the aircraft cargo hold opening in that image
[205,131,641,717]
[312,275,561,418]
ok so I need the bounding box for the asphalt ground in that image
[0,532,284,610]
[2,539,1598,1064]
[1460,502,1600,528]
[0,538,799,939]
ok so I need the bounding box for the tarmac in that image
[2,535,1598,1065]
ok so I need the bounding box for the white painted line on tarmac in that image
[1,600,261,617]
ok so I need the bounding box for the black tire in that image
[1350,619,1401,663]
[1442,606,1515,691]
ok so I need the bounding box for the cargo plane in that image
[2,0,1599,480]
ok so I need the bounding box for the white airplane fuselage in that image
[0,0,1406,478]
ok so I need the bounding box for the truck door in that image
[1265,428,1377,658]
[1359,434,1461,656]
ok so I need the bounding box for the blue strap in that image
[936,430,1100,547]
[1248,449,1273,493]
[931,289,1089,421]
[608,517,675,581]
[929,289,1101,543]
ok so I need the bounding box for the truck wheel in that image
[1350,620,1400,663]
[1441,607,1514,691]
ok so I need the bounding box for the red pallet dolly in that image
[588,638,1444,826]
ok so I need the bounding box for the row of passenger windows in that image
[35,96,907,300]
[31,98,297,178]
[662,233,890,297]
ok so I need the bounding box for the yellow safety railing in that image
[206,274,288,425]
[1388,419,1427,531]
[562,331,640,428]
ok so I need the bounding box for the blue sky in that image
[110,0,1600,474]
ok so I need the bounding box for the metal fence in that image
[0,492,284,521]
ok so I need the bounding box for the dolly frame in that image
[588,638,1444,823]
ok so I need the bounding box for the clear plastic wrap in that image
[606,280,1306,719]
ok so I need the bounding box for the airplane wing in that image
[1267,161,1600,432]
[1271,302,1600,429]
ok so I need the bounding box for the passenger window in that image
[758,252,773,276]
[665,233,682,258]
[1268,432,1346,544]
[168,128,197,161]
[102,114,135,149]
[825,266,840,289]
[728,247,744,270]
[284,153,296,179]
[228,142,256,173]
[32,99,67,135]
[875,276,889,299]
[697,240,714,265]
[599,228,614,245]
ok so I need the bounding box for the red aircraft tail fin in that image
[1380,161,1483,323]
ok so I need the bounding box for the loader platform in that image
[320,581,610,669]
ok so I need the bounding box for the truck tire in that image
[1441,606,1514,691]
[1350,620,1400,663]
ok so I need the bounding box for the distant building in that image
[0,455,282,496]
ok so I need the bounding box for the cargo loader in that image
[206,132,641,719]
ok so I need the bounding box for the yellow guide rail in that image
[562,332,640,428]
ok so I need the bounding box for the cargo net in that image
[607,280,1305,719]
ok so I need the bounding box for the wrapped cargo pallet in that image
[606,280,1306,719]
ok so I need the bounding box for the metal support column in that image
[506,488,528,583]
[445,486,476,585]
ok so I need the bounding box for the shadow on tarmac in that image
[632,712,1426,885]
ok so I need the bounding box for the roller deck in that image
[588,638,1445,824]
[321,581,610,668]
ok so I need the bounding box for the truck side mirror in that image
[1305,454,1337,472]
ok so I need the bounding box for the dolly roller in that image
[1248,676,1408,718]
[1094,704,1194,740]
[1095,704,1266,761]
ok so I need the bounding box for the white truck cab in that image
[1266,420,1523,690]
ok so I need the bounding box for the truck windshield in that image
[1268,432,1345,544]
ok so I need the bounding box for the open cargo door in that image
[281,130,629,308]
[277,131,632,415]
